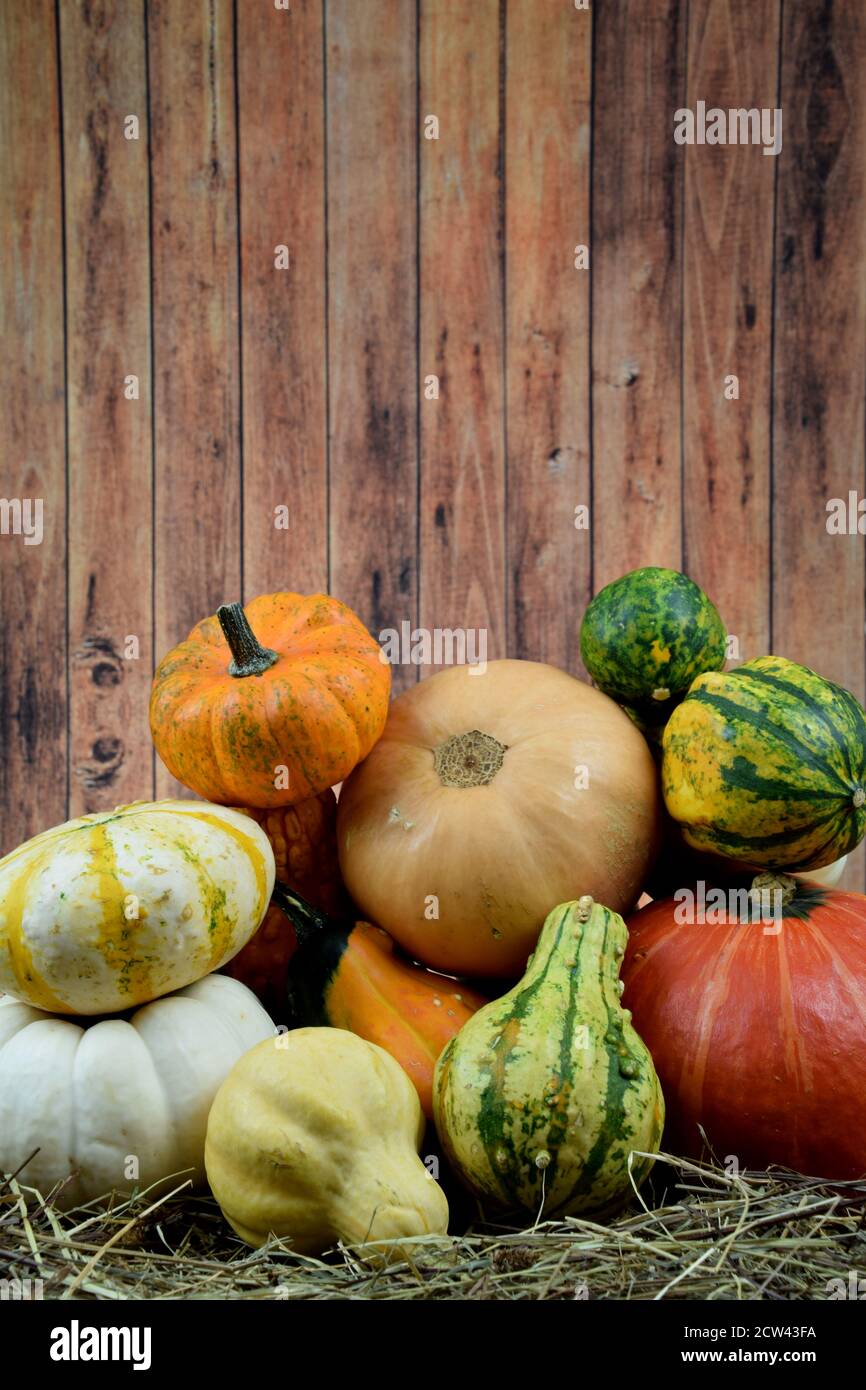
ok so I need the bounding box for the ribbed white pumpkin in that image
[0,800,275,1015]
[793,854,848,888]
[0,974,273,1206]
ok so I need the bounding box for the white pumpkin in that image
[793,854,848,889]
[0,800,275,1014]
[0,974,273,1207]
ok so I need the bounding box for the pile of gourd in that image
[1,575,865,1259]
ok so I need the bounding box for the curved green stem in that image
[217,602,279,678]
[269,881,332,945]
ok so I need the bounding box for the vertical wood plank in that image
[773,0,866,888]
[149,0,241,796]
[591,0,687,586]
[61,0,154,814]
[327,0,417,690]
[0,1,67,850]
[238,0,327,600]
[505,0,591,672]
[419,0,505,671]
[683,0,779,663]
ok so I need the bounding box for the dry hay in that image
[2,1151,864,1301]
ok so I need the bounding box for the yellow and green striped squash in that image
[433,897,664,1218]
[0,800,275,1015]
[662,656,866,871]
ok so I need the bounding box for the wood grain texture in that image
[772,0,866,888]
[592,0,687,586]
[326,0,417,693]
[238,0,327,600]
[1,2,866,897]
[61,0,153,814]
[148,0,241,796]
[682,0,778,665]
[505,0,592,673]
[0,0,67,852]
[419,0,505,674]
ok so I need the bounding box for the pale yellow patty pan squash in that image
[0,800,275,1015]
[204,1027,449,1255]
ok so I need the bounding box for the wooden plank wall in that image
[2,0,865,885]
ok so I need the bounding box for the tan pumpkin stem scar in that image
[433,730,507,788]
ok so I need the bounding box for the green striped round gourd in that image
[662,656,866,871]
[580,567,726,714]
[433,897,664,1218]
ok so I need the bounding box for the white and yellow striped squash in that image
[0,800,275,1015]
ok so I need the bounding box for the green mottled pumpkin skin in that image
[663,656,866,871]
[432,900,664,1218]
[580,567,726,713]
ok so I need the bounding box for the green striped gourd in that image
[580,567,726,716]
[662,656,866,871]
[433,897,664,1218]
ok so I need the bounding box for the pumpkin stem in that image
[270,881,334,944]
[433,729,507,788]
[217,603,279,678]
[749,871,798,913]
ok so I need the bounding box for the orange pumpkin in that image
[623,875,866,1178]
[149,593,391,808]
[224,791,351,1017]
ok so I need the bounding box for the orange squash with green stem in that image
[149,593,391,808]
[274,884,489,1119]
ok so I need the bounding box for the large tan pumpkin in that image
[337,660,661,977]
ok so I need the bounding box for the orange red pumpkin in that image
[623,874,866,1179]
[149,593,390,809]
